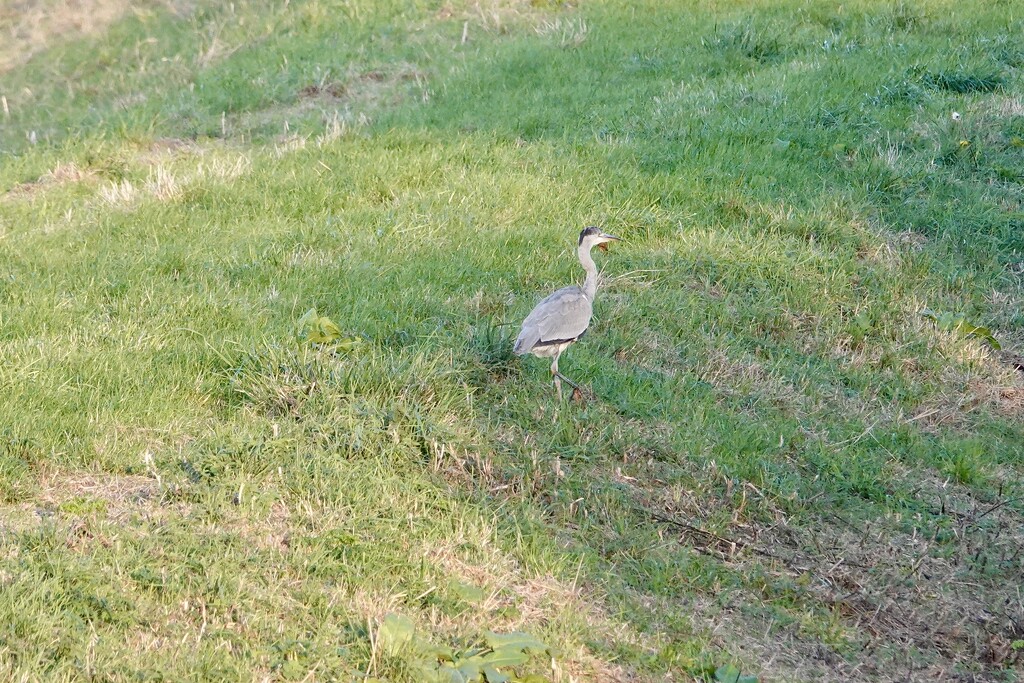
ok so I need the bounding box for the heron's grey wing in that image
[513,286,593,355]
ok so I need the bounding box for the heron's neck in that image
[578,242,599,300]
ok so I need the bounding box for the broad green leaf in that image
[483,631,549,655]
[456,657,483,680]
[512,676,551,683]
[335,336,363,352]
[478,647,530,668]
[418,663,469,683]
[482,665,511,683]
[295,307,356,346]
[315,316,342,342]
[715,664,758,683]
[421,642,456,662]
[715,664,741,683]
[451,579,486,603]
[296,308,318,333]
[920,309,1000,349]
[279,659,305,680]
[377,613,416,657]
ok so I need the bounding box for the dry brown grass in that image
[905,360,1024,432]
[0,466,159,538]
[695,347,885,427]
[631,468,1024,682]
[224,501,293,554]
[95,150,251,208]
[35,466,156,511]
[994,96,1024,119]
[135,137,200,164]
[681,593,858,683]
[3,140,251,210]
[410,523,643,682]
[435,0,549,36]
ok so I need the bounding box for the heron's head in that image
[578,226,621,252]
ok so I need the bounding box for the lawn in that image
[1,0,1022,681]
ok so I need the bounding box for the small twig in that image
[366,616,377,679]
[906,407,941,423]
[829,417,882,448]
[901,549,929,579]
[571,553,585,592]
[647,510,783,562]
[826,557,846,575]
[974,497,1021,522]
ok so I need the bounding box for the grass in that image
[1,0,1023,681]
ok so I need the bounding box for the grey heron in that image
[513,226,621,399]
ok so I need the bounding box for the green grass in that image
[1,0,1023,681]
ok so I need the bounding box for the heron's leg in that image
[550,350,585,400]
[550,357,563,400]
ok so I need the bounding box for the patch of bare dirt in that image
[3,161,97,200]
[232,64,425,152]
[1003,352,1024,375]
[299,82,348,99]
[894,230,929,251]
[134,137,201,164]
[333,65,425,108]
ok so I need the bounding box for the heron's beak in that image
[597,233,621,252]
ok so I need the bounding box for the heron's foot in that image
[553,371,593,402]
